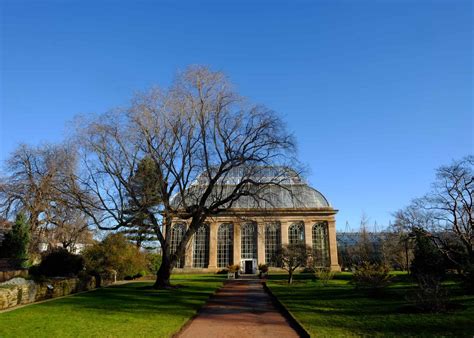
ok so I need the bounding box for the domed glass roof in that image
[173,166,331,209]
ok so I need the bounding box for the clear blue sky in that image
[1,0,472,230]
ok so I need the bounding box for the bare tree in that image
[0,144,77,254]
[277,243,312,284]
[67,66,297,288]
[424,156,473,266]
[394,156,473,270]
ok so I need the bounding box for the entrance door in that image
[244,260,253,274]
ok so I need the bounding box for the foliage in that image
[314,268,335,286]
[227,264,240,273]
[352,261,392,296]
[34,248,85,277]
[258,264,268,273]
[146,252,162,274]
[277,243,311,284]
[0,213,30,267]
[410,228,449,312]
[121,157,160,250]
[82,233,148,279]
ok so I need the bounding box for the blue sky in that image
[1,0,472,230]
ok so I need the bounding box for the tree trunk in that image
[288,271,293,284]
[154,255,172,288]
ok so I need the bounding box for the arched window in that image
[170,223,186,268]
[217,223,233,268]
[241,223,257,259]
[193,224,210,268]
[288,222,305,244]
[312,221,329,268]
[265,222,281,267]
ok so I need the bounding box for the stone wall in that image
[0,275,109,311]
[0,270,28,283]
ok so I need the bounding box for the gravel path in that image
[177,279,300,338]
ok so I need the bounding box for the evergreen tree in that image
[0,213,30,267]
[122,157,161,249]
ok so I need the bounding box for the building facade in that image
[169,171,340,274]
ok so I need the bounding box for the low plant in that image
[227,264,240,273]
[314,268,335,286]
[352,261,392,296]
[258,264,268,273]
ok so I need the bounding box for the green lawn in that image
[0,274,224,338]
[267,273,474,337]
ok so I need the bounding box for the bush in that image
[227,264,240,273]
[352,261,392,296]
[82,233,148,279]
[410,229,449,312]
[258,264,268,273]
[35,248,84,277]
[314,268,335,287]
[146,253,162,274]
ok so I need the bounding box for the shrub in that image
[36,248,84,277]
[410,228,449,312]
[258,264,268,273]
[146,253,162,274]
[314,268,335,287]
[82,233,148,279]
[227,264,240,273]
[352,261,392,296]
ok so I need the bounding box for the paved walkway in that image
[177,278,300,338]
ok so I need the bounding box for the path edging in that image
[262,281,310,338]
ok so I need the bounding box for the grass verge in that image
[266,273,474,337]
[0,274,224,338]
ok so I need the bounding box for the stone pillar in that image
[233,222,241,266]
[208,222,218,270]
[327,219,341,271]
[304,220,313,249]
[281,221,289,245]
[257,222,265,265]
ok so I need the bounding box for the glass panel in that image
[312,221,330,267]
[265,222,281,267]
[170,223,186,268]
[241,223,257,259]
[217,223,234,268]
[193,224,209,268]
[288,222,304,244]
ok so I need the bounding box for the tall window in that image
[217,223,233,268]
[170,223,186,268]
[312,222,330,268]
[265,222,281,267]
[241,223,257,259]
[193,224,210,268]
[288,222,304,244]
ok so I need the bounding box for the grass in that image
[267,273,474,337]
[0,274,224,338]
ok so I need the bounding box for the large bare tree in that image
[68,66,297,287]
[394,156,473,270]
[0,143,87,254]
